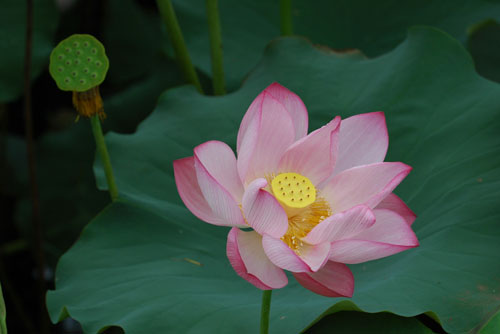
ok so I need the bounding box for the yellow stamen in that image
[72,85,106,119]
[267,172,331,253]
[281,198,332,252]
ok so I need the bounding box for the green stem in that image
[0,260,35,334]
[156,0,203,93]
[279,0,293,36]
[260,290,272,334]
[0,282,6,334]
[205,0,226,95]
[90,115,119,201]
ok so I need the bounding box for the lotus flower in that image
[174,83,418,297]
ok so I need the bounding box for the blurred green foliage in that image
[306,311,434,334]
[171,0,500,89]
[0,0,59,102]
[2,0,500,333]
[467,19,500,83]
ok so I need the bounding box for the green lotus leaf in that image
[47,27,500,333]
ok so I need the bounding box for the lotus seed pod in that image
[49,34,109,92]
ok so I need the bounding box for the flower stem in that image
[205,0,226,95]
[0,260,35,334]
[279,0,293,36]
[156,0,203,94]
[90,115,119,201]
[0,282,6,334]
[260,290,272,334]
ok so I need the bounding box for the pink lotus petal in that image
[356,209,419,244]
[236,91,295,184]
[194,141,244,202]
[236,93,261,154]
[329,241,414,265]
[242,179,289,238]
[329,209,419,264]
[262,234,311,272]
[333,112,389,175]
[293,261,354,297]
[174,157,228,226]
[227,228,288,290]
[263,83,309,140]
[262,235,330,272]
[322,162,412,213]
[376,193,416,225]
[278,116,340,185]
[302,205,375,245]
[297,242,331,272]
[194,156,246,226]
